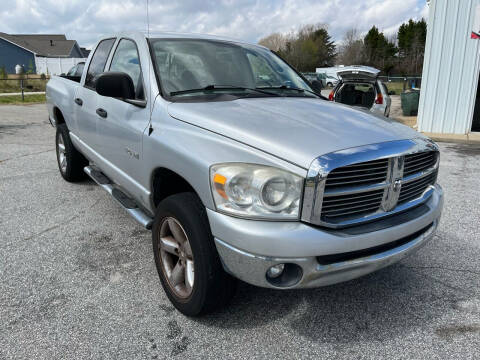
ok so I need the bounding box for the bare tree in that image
[258,33,287,52]
[337,28,365,66]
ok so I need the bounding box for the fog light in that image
[267,264,285,278]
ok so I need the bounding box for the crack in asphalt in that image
[22,198,102,242]
[0,142,52,146]
[0,148,54,163]
[0,169,57,181]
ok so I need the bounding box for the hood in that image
[337,66,380,82]
[168,97,421,169]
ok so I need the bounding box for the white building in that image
[418,0,480,136]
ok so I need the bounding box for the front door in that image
[95,38,150,187]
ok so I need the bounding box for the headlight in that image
[210,163,303,220]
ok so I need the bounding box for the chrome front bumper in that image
[209,184,443,289]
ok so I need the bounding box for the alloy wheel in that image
[158,217,194,298]
[57,134,67,173]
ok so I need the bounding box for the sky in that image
[0,0,429,49]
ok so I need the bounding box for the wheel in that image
[327,82,333,87]
[55,123,88,182]
[152,192,237,316]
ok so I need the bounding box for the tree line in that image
[258,19,427,75]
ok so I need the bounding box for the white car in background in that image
[316,72,339,87]
[329,66,392,117]
[325,74,339,87]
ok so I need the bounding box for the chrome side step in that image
[84,166,153,229]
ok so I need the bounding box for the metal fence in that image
[378,76,422,90]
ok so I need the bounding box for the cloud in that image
[0,0,429,48]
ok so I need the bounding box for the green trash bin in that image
[401,90,420,116]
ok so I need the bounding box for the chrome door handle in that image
[96,108,107,118]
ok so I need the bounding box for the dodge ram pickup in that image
[46,32,444,316]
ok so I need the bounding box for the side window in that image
[67,65,77,76]
[76,63,85,77]
[85,38,115,89]
[109,39,144,100]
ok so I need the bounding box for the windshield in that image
[149,38,315,98]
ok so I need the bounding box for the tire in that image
[152,192,237,316]
[327,82,333,87]
[55,123,88,182]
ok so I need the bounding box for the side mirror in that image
[96,72,135,99]
[311,79,323,94]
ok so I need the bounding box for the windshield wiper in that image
[256,85,321,98]
[170,85,280,97]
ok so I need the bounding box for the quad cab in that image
[46,33,443,316]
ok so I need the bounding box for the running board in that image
[84,166,153,229]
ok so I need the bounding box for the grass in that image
[0,78,48,93]
[383,82,404,95]
[383,81,420,95]
[0,94,46,105]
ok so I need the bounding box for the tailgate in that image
[338,66,379,82]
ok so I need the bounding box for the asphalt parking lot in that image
[1,104,479,359]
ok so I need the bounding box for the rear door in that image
[95,38,150,182]
[74,38,116,148]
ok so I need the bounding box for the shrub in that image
[26,60,34,74]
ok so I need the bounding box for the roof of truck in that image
[100,31,267,49]
[147,31,248,42]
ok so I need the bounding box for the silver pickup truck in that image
[46,32,444,316]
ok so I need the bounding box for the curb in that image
[422,132,480,145]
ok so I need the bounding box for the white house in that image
[0,33,87,75]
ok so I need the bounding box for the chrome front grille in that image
[301,139,440,228]
[403,151,437,177]
[398,171,437,204]
[325,159,389,189]
[321,188,384,219]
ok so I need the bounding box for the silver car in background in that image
[329,66,392,117]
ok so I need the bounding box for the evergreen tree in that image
[397,19,427,74]
[364,26,396,74]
